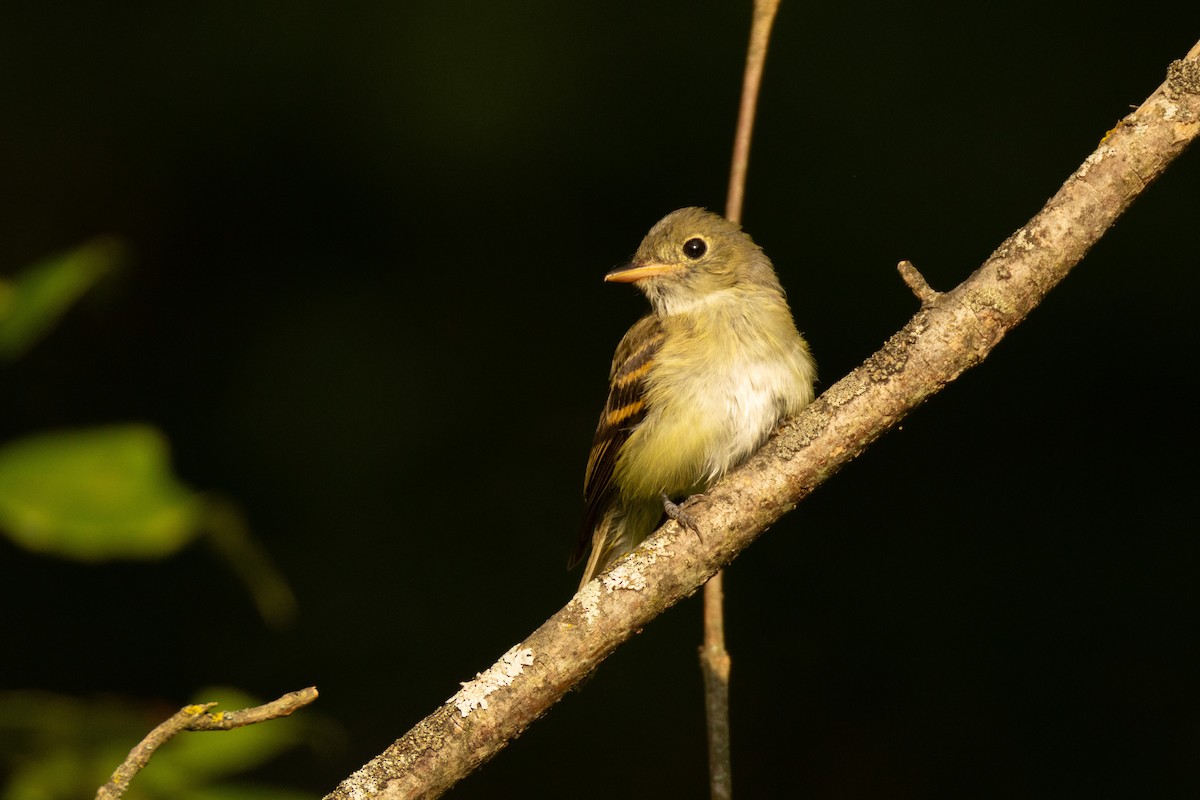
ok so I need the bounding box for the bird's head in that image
[605,207,780,316]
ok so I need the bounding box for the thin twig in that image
[897,260,941,305]
[95,686,318,800]
[725,0,782,224]
[701,570,733,800]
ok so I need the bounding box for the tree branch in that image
[324,41,1200,800]
[95,686,319,800]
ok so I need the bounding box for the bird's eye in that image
[683,238,708,259]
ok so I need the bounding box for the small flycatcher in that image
[570,207,816,588]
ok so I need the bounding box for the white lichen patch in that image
[574,534,675,622]
[576,579,602,623]
[343,771,380,800]
[600,557,650,592]
[1010,227,1032,252]
[1074,143,1113,180]
[450,645,534,717]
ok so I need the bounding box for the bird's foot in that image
[660,492,703,541]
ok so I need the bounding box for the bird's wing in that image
[569,314,664,569]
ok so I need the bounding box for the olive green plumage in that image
[571,208,816,588]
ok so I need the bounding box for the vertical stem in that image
[701,571,733,800]
[705,1,783,798]
[725,0,782,226]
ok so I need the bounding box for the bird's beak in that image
[605,261,680,283]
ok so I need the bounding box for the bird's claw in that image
[660,492,703,541]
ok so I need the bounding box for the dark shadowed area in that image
[1,2,1197,797]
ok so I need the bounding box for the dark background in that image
[2,2,1198,797]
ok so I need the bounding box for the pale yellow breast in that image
[613,293,814,502]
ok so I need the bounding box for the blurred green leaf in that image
[3,748,118,800]
[175,785,314,800]
[0,238,125,360]
[0,691,152,800]
[178,786,314,796]
[0,425,202,560]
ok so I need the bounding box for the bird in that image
[570,207,816,588]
